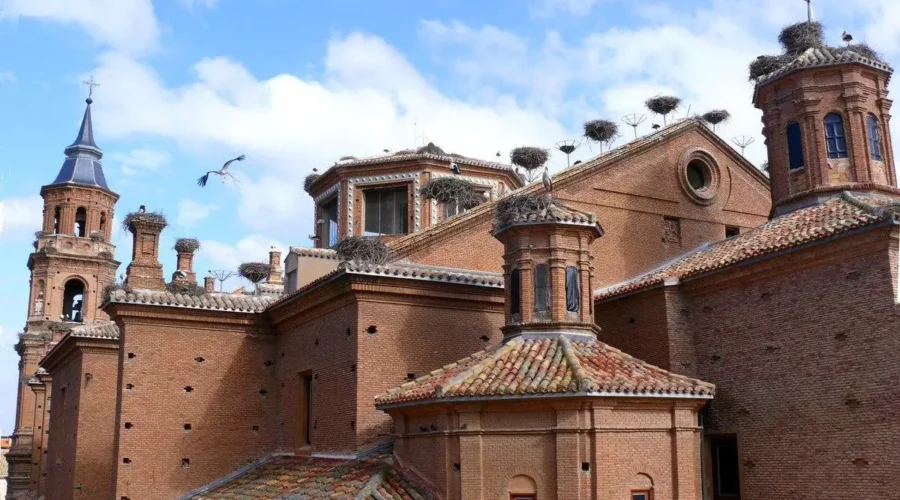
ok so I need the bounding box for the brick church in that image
[7,21,900,500]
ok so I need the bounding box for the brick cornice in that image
[40,335,117,374]
[106,302,272,331]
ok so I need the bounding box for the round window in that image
[687,160,710,192]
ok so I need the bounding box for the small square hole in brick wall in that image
[184,386,194,393]
[264,360,274,367]
[366,325,377,334]
[121,497,130,500]
[346,327,352,337]
[479,335,489,342]
[581,462,590,472]
[125,384,134,391]
[452,463,461,472]
[194,356,205,363]
[259,389,268,396]
[122,458,131,464]
[127,353,135,359]
[252,425,259,434]
[314,338,319,346]
[124,422,133,430]
[181,458,190,468]
[184,424,192,431]
[406,373,416,380]
[350,421,356,429]
[350,364,356,372]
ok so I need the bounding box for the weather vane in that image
[803,0,814,23]
[82,76,100,100]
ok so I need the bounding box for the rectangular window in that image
[443,199,461,219]
[632,492,651,500]
[364,186,408,235]
[565,266,580,313]
[824,114,849,159]
[725,226,739,238]
[510,269,521,318]
[712,437,741,499]
[786,122,805,169]
[534,264,550,311]
[320,197,339,247]
[510,496,535,500]
[298,373,313,447]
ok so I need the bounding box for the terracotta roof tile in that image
[757,46,893,87]
[68,321,119,339]
[595,193,900,300]
[189,454,430,499]
[375,335,714,407]
[107,288,278,313]
[494,200,604,236]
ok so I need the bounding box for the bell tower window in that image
[99,212,107,235]
[62,279,86,322]
[824,113,848,159]
[786,122,805,169]
[53,207,61,235]
[74,207,87,237]
[867,114,883,161]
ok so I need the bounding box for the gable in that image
[390,120,772,286]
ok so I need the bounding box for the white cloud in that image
[87,33,567,238]
[108,148,170,176]
[0,71,15,84]
[201,235,286,290]
[530,0,607,18]
[0,0,158,54]
[0,195,43,243]
[176,199,219,228]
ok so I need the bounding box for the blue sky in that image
[1,0,899,433]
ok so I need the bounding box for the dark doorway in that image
[62,279,85,322]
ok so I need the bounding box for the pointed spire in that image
[48,96,111,192]
[64,97,101,157]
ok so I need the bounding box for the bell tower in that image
[753,24,897,216]
[7,95,120,496]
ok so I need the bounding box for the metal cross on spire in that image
[803,0,815,22]
[82,76,100,100]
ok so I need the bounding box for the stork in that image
[197,154,246,187]
[542,167,553,199]
[450,161,461,175]
[842,31,853,45]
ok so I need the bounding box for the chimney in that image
[123,208,167,291]
[267,245,283,285]
[173,238,199,283]
[204,275,216,293]
[492,196,604,340]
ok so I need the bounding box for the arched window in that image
[62,279,86,322]
[53,207,61,235]
[565,266,580,313]
[508,475,536,500]
[33,280,45,316]
[99,212,107,235]
[824,113,848,159]
[867,114,883,160]
[74,207,87,237]
[534,264,550,312]
[786,122,805,169]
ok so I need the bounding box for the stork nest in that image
[510,146,549,171]
[393,149,415,156]
[237,262,272,284]
[843,43,881,61]
[748,54,791,81]
[645,96,682,116]
[420,177,483,209]
[701,109,731,126]
[495,194,555,229]
[339,155,357,161]
[174,237,201,254]
[98,250,114,260]
[334,236,391,265]
[417,142,447,156]
[102,282,132,300]
[779,21,824,55]
[304,173,321,193]
[122,211,167,233]
[165,280,206,297]
[583,119,619,143]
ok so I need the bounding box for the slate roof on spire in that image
[47,98,112,192]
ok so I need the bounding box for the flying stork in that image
[197,154,246,187]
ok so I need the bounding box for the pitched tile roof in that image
[267,261,503,310]
[68,321,120,340]
[289,246,339,260]
[375,335,714,407]
[493,199,604,237]
[388,118,763,256]
[595,192,900,301]
[756,46,894,88]
[106,288,278,313]
[188,454,430,499]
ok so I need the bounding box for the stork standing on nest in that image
[197,154,246,187]
[542,167,553,200]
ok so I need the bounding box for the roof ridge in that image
[439,340,516,397]
[558,335,592,392]
[840,190,900,218]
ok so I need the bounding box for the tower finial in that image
[803,0,815,23]
[82,76,100,103]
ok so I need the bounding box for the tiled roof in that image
[189,454,430,499]
[106,288,278,313]
[494,200,604,236]
[375,335,714,407]
[68,321,120,340]
[268,261,503,310]
[757,47,894,87]
[389,118,759,255]
[595,192,900,300]
[289,246,339,260]
[308,151,515,192]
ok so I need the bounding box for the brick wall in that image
[73,347,118,500]
[44,355,82,500]
[394,125,771,286]
[110,308,276,500]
